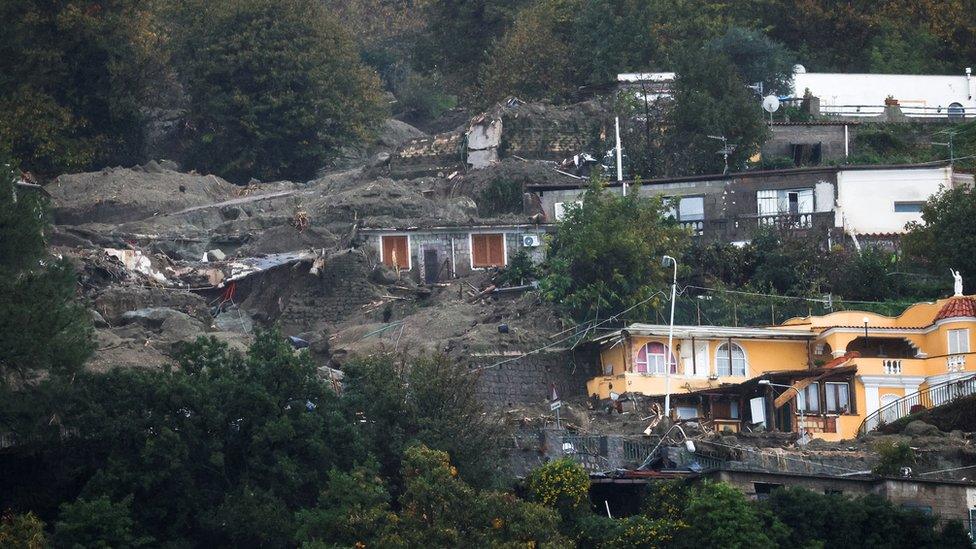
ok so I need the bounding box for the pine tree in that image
[0,159,92,384]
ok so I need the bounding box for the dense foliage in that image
[904,185,976,294]
[170,0,385,183]
[0,0,165,176]
[0,161,92,384]
[540,181,689,320]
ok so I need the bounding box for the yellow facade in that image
[587,295,976,441]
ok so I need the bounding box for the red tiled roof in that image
[934,297,976,321]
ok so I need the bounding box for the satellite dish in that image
[762,95,781,113]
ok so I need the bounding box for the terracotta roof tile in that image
[934,297,976,321]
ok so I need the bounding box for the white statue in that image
[950,268,963,297]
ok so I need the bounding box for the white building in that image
[791,66,976,118]
[834,165,953,236]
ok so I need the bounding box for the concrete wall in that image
[763,124,852,163]
[793,72,976,115]
[835,166,951,234]
[470,348,599,407]
[706,469,976,527]
[361,227,550,283]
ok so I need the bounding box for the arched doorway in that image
[880,393,900,423]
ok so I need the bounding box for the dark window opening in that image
[754,482,783,500]
[791,142,823,166]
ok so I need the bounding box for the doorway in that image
[423,248,440,284]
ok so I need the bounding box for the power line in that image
[468,290,667,374]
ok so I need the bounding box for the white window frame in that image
[468,232,508,270]
[825,382,851,414]
[948,328,970,355]
[715,342,748,377]
[379,234,411,270]
[796,382,820,413]
[634,342,676,375]
[553,201,582,221]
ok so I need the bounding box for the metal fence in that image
[858,373,976,436]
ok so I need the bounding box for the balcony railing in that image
[758,212,814,229]
[680,220,704,236]
[858,373,976,436]
[883,359,902,375]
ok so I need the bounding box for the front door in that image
[423,248,440,283]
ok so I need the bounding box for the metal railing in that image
[858,373,976,436]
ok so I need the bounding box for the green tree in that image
[707,27,795,95]
[54,496,153,548]
[478,0,578,103]
[0,160,92,384]
[340,353,504,489]
[415,0,527,91]
[903,186,976,294]
[541,180,689,320]
[1,329,366,545]
[673,482,786,548]
[664,45,770,176]
[171,0,385,183]
[0,0,165,176]
[764,486,973,548]
[295,464,401,548]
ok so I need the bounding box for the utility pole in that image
[931,128,957,166]
[662,255,678,417]
[615,117,625,195]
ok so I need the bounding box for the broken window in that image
[790,142,822,166]
[796,382,820,413]
[756,188,814,216]
[381,235,410,270]
[948,328,970,354]
[754,482,782,500]
[825,382,851,414]
[635,342,676,375]
[715,342,747,376]
[471,233,506,268]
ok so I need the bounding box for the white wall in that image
[793,72,976,115]
[835,167,951,234]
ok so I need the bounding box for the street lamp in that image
[862,316,869,339]
[662,255,678,417]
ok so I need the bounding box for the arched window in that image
[948,102,965,121]
[635,342,676,374]
[716,342,747,377]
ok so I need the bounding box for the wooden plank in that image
[773,377,814,409]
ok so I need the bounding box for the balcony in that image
[680,220,704,236]
[852,357,926,376]
[882,359,902,375]
[759,212,814,229]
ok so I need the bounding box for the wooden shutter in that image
[382,235,409,269]
[472,233,505,268]
[487,234,505,266]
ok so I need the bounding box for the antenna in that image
[707,135,731,174]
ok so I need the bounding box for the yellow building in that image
[586,295,976,441]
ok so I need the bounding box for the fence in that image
[858,373,976,436]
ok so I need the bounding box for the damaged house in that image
[528,162,958,244]
[358,222,550,283]
[586,293,976,441]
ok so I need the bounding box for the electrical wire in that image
[467,290,668,374]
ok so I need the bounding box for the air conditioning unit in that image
[522,234,541,247]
